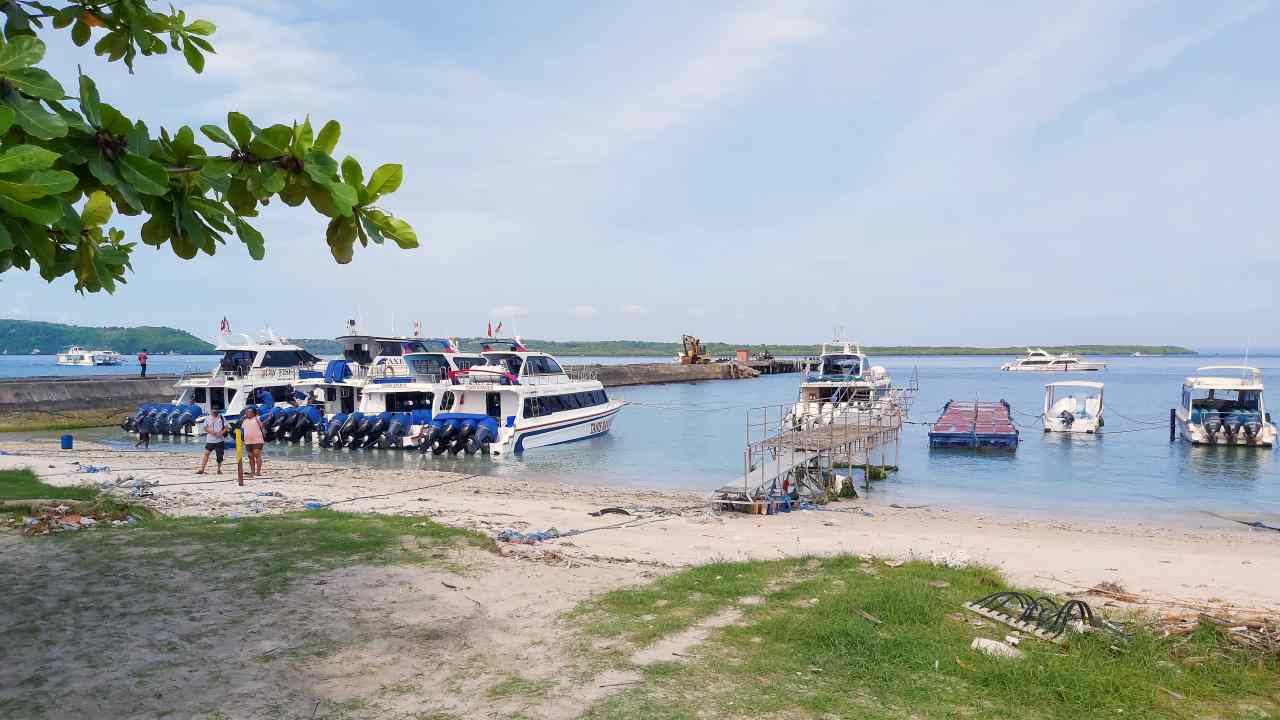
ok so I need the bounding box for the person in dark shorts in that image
[240,406,266,477]
[135,424,150,449]
[137,348,148,378]
[197,408,228,474]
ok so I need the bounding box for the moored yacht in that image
[306,337,483,449]
[410,338,622,455]
[784,340,898,429]
[120,331,321,437]
[1000,348,1107,372]
[1175,366,1276,447]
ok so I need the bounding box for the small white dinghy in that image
[1043,381,1104,433]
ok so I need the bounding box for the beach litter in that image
[971,637,1023,659]
[497,527,570,544]
[74,463,110,473]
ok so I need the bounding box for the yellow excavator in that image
[678,335,711,364]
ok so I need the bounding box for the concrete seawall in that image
[0,363,758,429]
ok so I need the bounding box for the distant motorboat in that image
[1000,348,1107,372]
[57,347,124,366]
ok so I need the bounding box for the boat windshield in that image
[405,353,450,378]
[454,356,486,371]
[821,354,864,377]
[486,353,523,375]
[219,350,256,373]
[1184,389,1263,414]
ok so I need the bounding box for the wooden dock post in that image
[1169,408,1176,442]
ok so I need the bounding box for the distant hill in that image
[0,320,215,355]
[456,339,1197,358]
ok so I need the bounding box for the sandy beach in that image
[4,437,1278,611]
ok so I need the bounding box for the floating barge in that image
[928,400,1019,449]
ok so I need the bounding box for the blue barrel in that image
[60,434,73,450]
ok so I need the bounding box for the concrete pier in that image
[0,363,760,429]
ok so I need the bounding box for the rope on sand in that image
[317,473,483,508]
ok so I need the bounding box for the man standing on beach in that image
[137,348,148,377]
[197,408,227,475]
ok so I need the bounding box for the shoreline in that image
[3,438,1278,611]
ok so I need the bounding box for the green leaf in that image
[365,208,418,249]
[366,164,403,198]
[234,217,265,260]
[182,38,204,73]
[0,194,62,224]
[293,117,313,154]
[325,217,356,263]
[248,124,291,157]
[140,211,172,247]
[340,156,363,188]
[227,112,252,149]
[0,145,59,173]
[78,73,102,127]
[187,19,216,36]
[0,221,11,252]
[226,179,257,216]
[87,151,121,186]
[0,170,78,200]
[7,68,64,101]
[259,163,286,193]
[201,124,237,149]
[187,35,214,53]
[279,177,307,207]
[117,153,170,195]
[302,149,339,186]
[71,19,91,47]
[327,181,356,217]
[0,36,45,72]
[81,190,112,226]
[3,95,68,139]
[314,120,340,155]
[0,105,13,134]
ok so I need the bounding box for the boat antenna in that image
[1243,337,1251,380]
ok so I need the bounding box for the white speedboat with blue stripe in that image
[417,339,622,455]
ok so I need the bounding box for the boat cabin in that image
[1181,366,1268,423]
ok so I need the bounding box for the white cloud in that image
[571,305,599,318]
[490,305,529,319]
[621,304,647,314]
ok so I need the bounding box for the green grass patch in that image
[2,468,492,594]
[486,675,557,700]
[578,556,1279,719]
[0,468,100,501]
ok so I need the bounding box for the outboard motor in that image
[122,405,147,431]
[336,412,364,448]
[170,405,196,435]
[1222,413,1243,444]
[1242,413,1263,444]
[319,413,347,448]
[416,424,438,453]
[1202,413,1223,444]
[266,409,292,441]
[1057,409,1075,429]
[152,407,175,435]
[449,419,476,455]
[431,419,458,455]
[289,407,319,443]
[361,414,389,449]
[380,413,408,450]
[465,422,495,454]
[274,408,300,441]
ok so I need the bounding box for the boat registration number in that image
[590,419,612,434]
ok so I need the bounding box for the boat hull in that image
[502,403,623,454]
[1177,418,1276,447]
[1000,362,1107,372]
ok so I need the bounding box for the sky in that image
[2,0,1277,348]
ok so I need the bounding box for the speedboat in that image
[57,347,123,366]
[1042,381,1104,433]
[1176,366,1276,447]
[784,341,897,429]
[305,337,484,449]
[1000,348,1107,372]
[410,338,622,455]
[120,330,322,437]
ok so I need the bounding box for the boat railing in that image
[565,366,599,382]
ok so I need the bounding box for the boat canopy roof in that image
[820,340,863,356]
[1184,366,1264,391]
[214,332,307,353]
[1045,381,1104,390]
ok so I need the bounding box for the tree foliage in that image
[0,0,417,293]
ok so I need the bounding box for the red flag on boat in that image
[494,321,503,335]
[219,317,230,333]
[486,320,493,338]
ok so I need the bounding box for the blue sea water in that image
[4,354,1278,520]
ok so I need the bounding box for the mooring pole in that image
[1169,408,1176,442]
[235,427,244,486]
